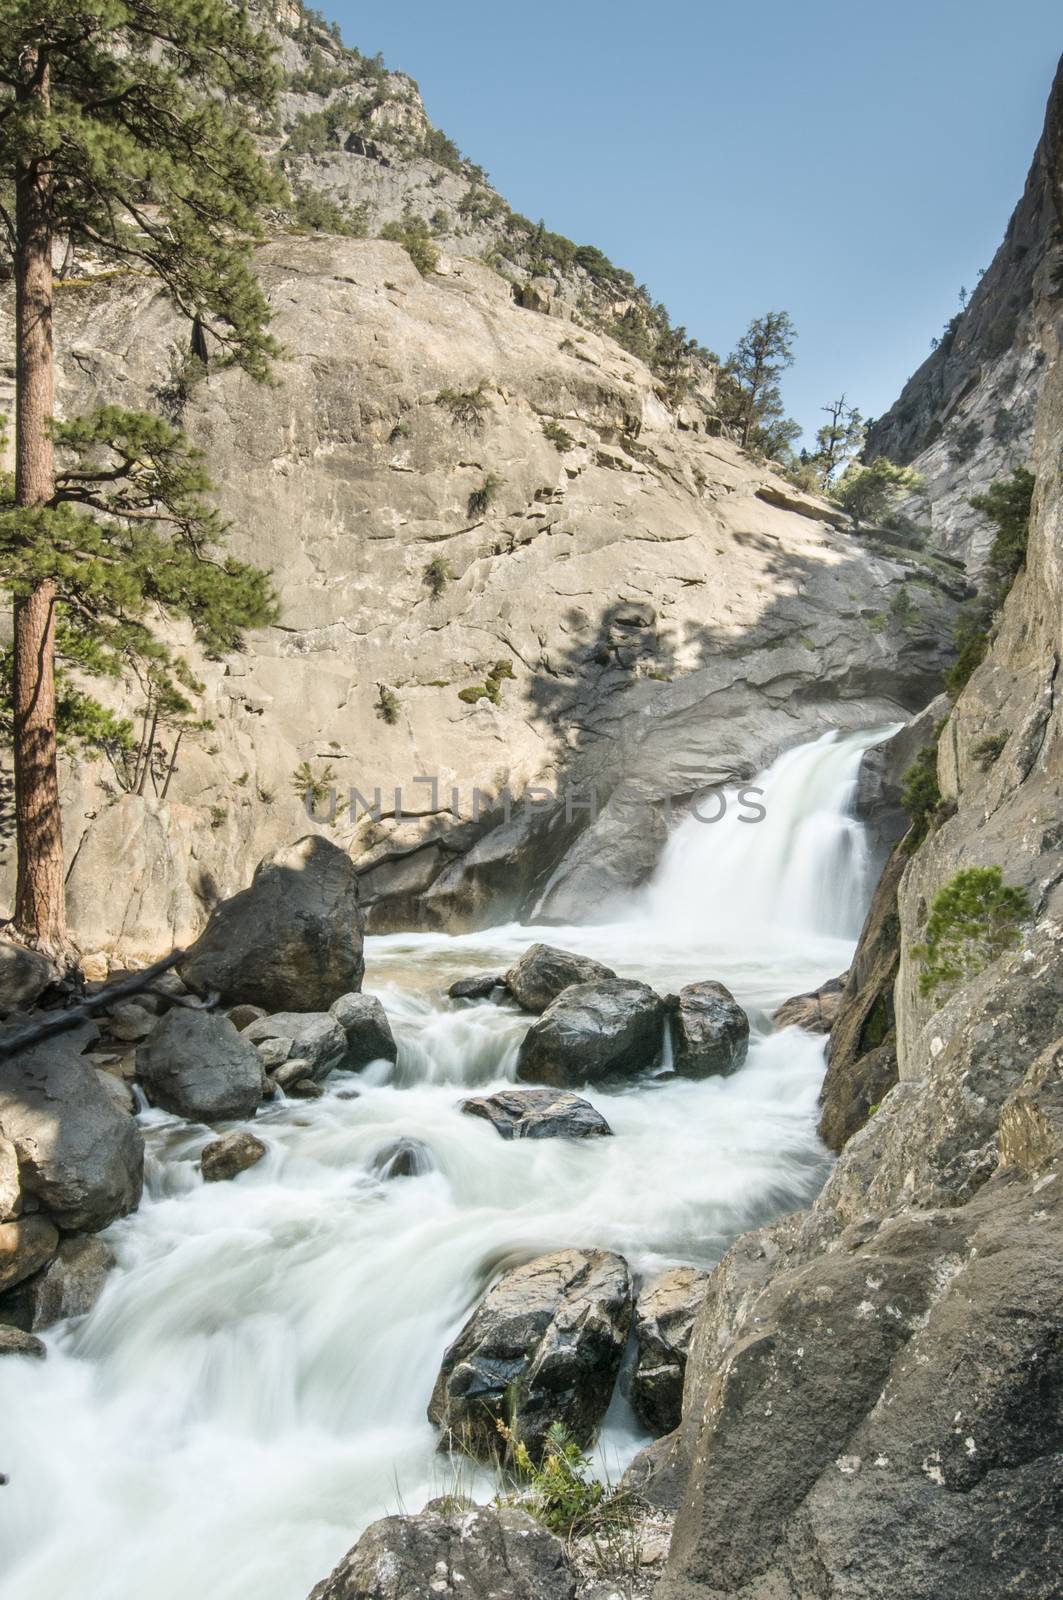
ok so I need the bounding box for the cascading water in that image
[0,725,893,1600]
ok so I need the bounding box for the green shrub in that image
[835,456,924,527]
[467,472,502,518]
[542,419,575,452]
[945,607,990,699]
[901,741,942,846]
[291,759,336,808]
[377,684,401,724]
[290,185,369,237]
[971,466,1034,588]
[913,866,1030,997]
[379,215,439,276]
[436,382,490,430]
[972,733,1007,768]
[948,418,983,464]
[422,555,453,598]
[458,658,513,706]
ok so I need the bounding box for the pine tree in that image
[812,395,864,489]
[719,311,800,458]
[0,0,284,954]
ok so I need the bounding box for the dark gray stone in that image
[244,1012,347,1082]
[200,1130,267,1183]
[0,1234,114,1331]
[370,1138,434,1179]
[670,981,749,1078]
[137,1009,266,1123]
[329,992,397,1068]
[447,973,505,1001]
[504,943,617,1013]
[461,1087,612,1140]
[0,940,56,1015]
[516,979,664,1087]
[630,1266,711,1436]
[0,1325,45,1359]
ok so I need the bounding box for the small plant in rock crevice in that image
[901,735,945,847]
[377,684,401,724]
[422,555,453,598]
[912,866,1031,998]
[458,659,514,706]
[972,733,1008,769]
[436,382,491,431]
[542,418,575,452]
[467,473,502,519]
[291,760,337,810]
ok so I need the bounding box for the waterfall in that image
[0,725,893,1600]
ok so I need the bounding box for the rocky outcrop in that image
[137,1010,267,1123]
[460,1087,613,1140]
[179,837,365,1012]
[771,975,846,1034]
[516,980,664,1087]
[504,944,616,1013]
[200,1131,268,1183]
[329,992,397,1067]
[0,1235,114,1332]
[630,1266,711,1437]
[0,1043,143,1232]
[669,982,749,1078]
[307,1506,576,1600]
[428,1247,633,1462]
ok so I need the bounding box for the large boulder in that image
[669,981,749,1078]
[179,835,365,1012]
[428,1247,633,1462]
[504,943,617,1013]
[0,1214,59,1293]
[0,1234,114,1331]
[630,1266,711,1436]
[0,1043,143,1231]
[136,1009,266,1123]
[0,940,56,1015]
[516,980,664,1087]
[771,974,847,1034]
[243,1012,347,1082]
[461,1087,613,1140]
[308,1505,576,1600]
[329,992,397,1068]
[200,1130,267,1183]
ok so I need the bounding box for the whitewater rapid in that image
[0,726,891,1600]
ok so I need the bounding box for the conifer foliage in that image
[0,0,283,952]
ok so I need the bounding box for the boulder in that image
[670,981,749,1078]
[102,1001,157,1043]
[0,1043,144,1231]
[329,992,397,1068]
[461,1087,613,1141]
[0,1234,114,1331]
[228,1004,266,1031]
[0,1325,45,1359]
[0,1135,20,1221]
[95,1069,137,1116]
[307,1505,576,1600]
[287,1077,324,1099]
[136,1009,266,1123]
[0,940,55,1015]
[255,1036,291,1070]
[428,1247,633,1462]
[504,943,617,1014]
[179,835,365,1012]
[200,1130,267,1183]
[244,1012,348,1082]
[448,973,505,1001]
[0,1214,59,1293]
[771,974,847,1034]
[516,980,664,1088]
[370,1138,434,1179]
[630,1266,711,1435]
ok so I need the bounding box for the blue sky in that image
[328,1,1061,442]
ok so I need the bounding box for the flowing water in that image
[0,726,890,1600]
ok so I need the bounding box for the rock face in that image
[0,1044,144,1232]
[630,1266,711,1437]
[0,1214,59,1293]
[516,980,664,1087]
[771,975,846,1034]
[669,982,749,1078]
[428,1247,633,1462]
[0,1235,114,1331]
[329,992,397,1068]
[179,837,365,1013]
[136,1010,266,1123]
[243,1011,348,1082]
[658,65,1063,1596]
[503,943,617,1013]
[307,1506,576,1600]
[460,1087,612,1140]
[200,1131,267,1183]
[0,941,55,1015]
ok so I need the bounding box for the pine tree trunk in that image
[11,57,67,955]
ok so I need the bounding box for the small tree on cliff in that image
[719,311,800,458]
[0,0,284,953]
[812,395,864,489]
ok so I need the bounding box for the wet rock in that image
[630,1266,711,1435]
[371,1138,434,1178]
[669,981,749,1078]
[0,1234,114,1331]
[0,1214,59,1293]
[228,1003,267,1031]
[271,1055,312,1089]
[447,973,505,1001]
[516,980,664,1088]
[329,992,397,1068]
[0,940,56,1015]
[428,1246,633,1462]
[136,1009,266,1123]
[308,1505,576,1600]
[0,1042,144,1231]
[102,1001,157,1043]
[0,1325,45,1359]
[179,835,366,1012]
[287,1077,324,1099]
[244,1012,347,1082]
[200,1130,267,1183]
[771,974,847,1034]
[504,943,617,1014]
[461,1087,613,1140]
